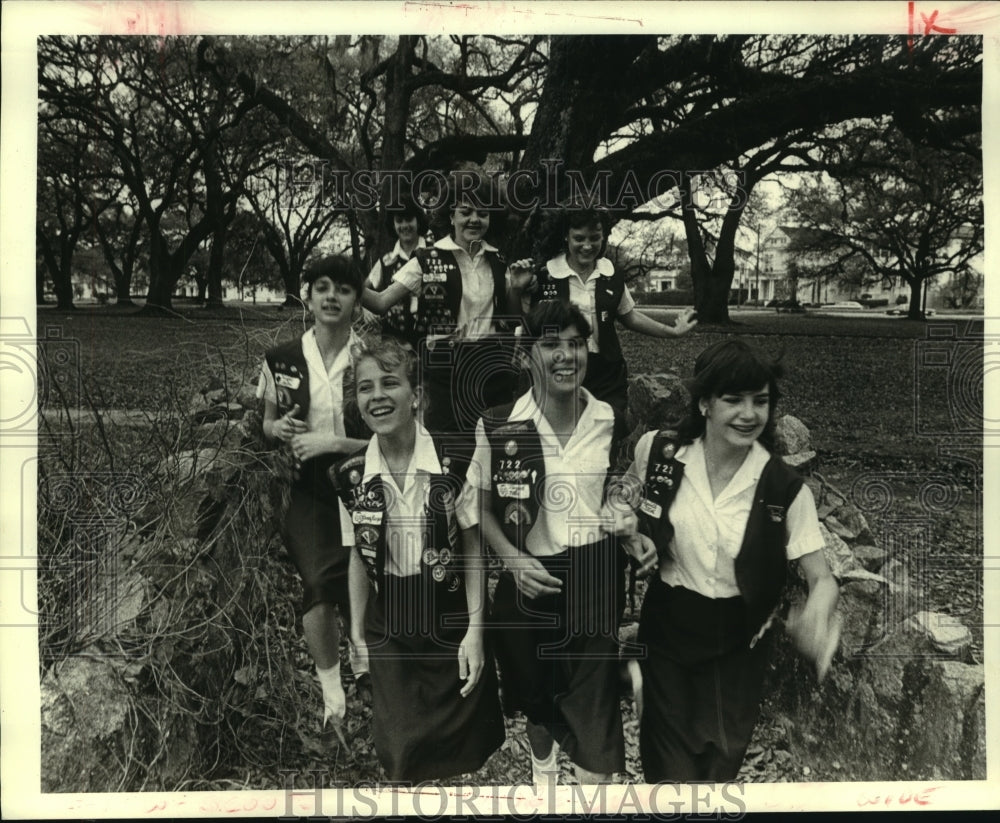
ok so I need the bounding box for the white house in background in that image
[645,235,781,303]
[763,225,983,308]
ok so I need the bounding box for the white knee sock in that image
[316,662,345,722]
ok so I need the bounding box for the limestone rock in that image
[41,654,132,792]
[907,660,985,779]
[774,415,811,455]
[782,450,816,471]
[911,610,972,657]
[853,544,887,571]
[626,373,689,434]
[818,521,859,579]
[827,503,872,542]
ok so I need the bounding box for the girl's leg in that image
[573,765,612,784]
[527,720,560,788]
[303,602,346,727]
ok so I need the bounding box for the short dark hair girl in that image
[386,197,429,236]
[519,299,593,351]
[677,338,784,450]
[302,254,366,299]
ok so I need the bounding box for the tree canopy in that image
[38,33,982,318]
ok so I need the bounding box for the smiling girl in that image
[526,205,698,415]
[333,337,505,782]
[362,177,523,441]
[258,256,372,739]
[623,338,840,781]
[365,198,428,345]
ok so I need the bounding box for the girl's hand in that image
[600,499,638,538]
[508,259,537,292]
[508,555,563,599]
[290,430,331,461]
[351,637,369,675]
[458,630,485,697]
[672,307,698,337]
[786,600,842,682]
[623,533,659,578]
[273,404,307,442]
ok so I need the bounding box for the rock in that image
[626,373,689,434]
[907,661,985,779]
[41,653,132,792]
[837,578,885,656]
[782,450,816,471]
[774,415,811,455]
[910,611,972,658]
[828,502,872,542]
[853,544,887,571]
[818,521,859,579]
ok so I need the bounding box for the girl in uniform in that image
[364,198,428,345]
[624,338,840,781]
[334,336,505,782]
[527,205,698,415]
[464,300,645,786]
[258,255,372,738]
[362,178,526,444]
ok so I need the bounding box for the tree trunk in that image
[206,236,225,308]
[907,277,924,320]
[681,175,730,324]
[54,245,77,311]
[142,243,178,314]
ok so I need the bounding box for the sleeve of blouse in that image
[455,419,490,528]
[367,259,384,289]
[785,484,827,561]
[391,255,424,294]
[618,282,637,315]
[256,359,276,404]
[339,499,355,547]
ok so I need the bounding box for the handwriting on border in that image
[908,2,958,53]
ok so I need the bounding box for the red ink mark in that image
[922,9,958,34]
[857,786,941,807]
[908,2,959,54]
[261,797,277,811]
[146,800,167,813]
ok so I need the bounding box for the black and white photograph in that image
[1,0,997,817]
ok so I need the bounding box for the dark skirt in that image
[637,577,772,782]
[366,571,506,782]
[420,335,518,443]
[583,352,628,417]
[489,542,626,774]
[282,484,350,615]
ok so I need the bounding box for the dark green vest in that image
[482,399,627,552]
[533,262,626,361]
[264,336,370,494]
[331,438,470,594]
[635,431,805,635]
[412,245,509,338]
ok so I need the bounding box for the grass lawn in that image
[39,302,983,463]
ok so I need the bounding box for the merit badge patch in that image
[640,498,663,519]
[422,548,439,566]
[504,439,518,457]
[504,502,532,527]
[767,505,786,523]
